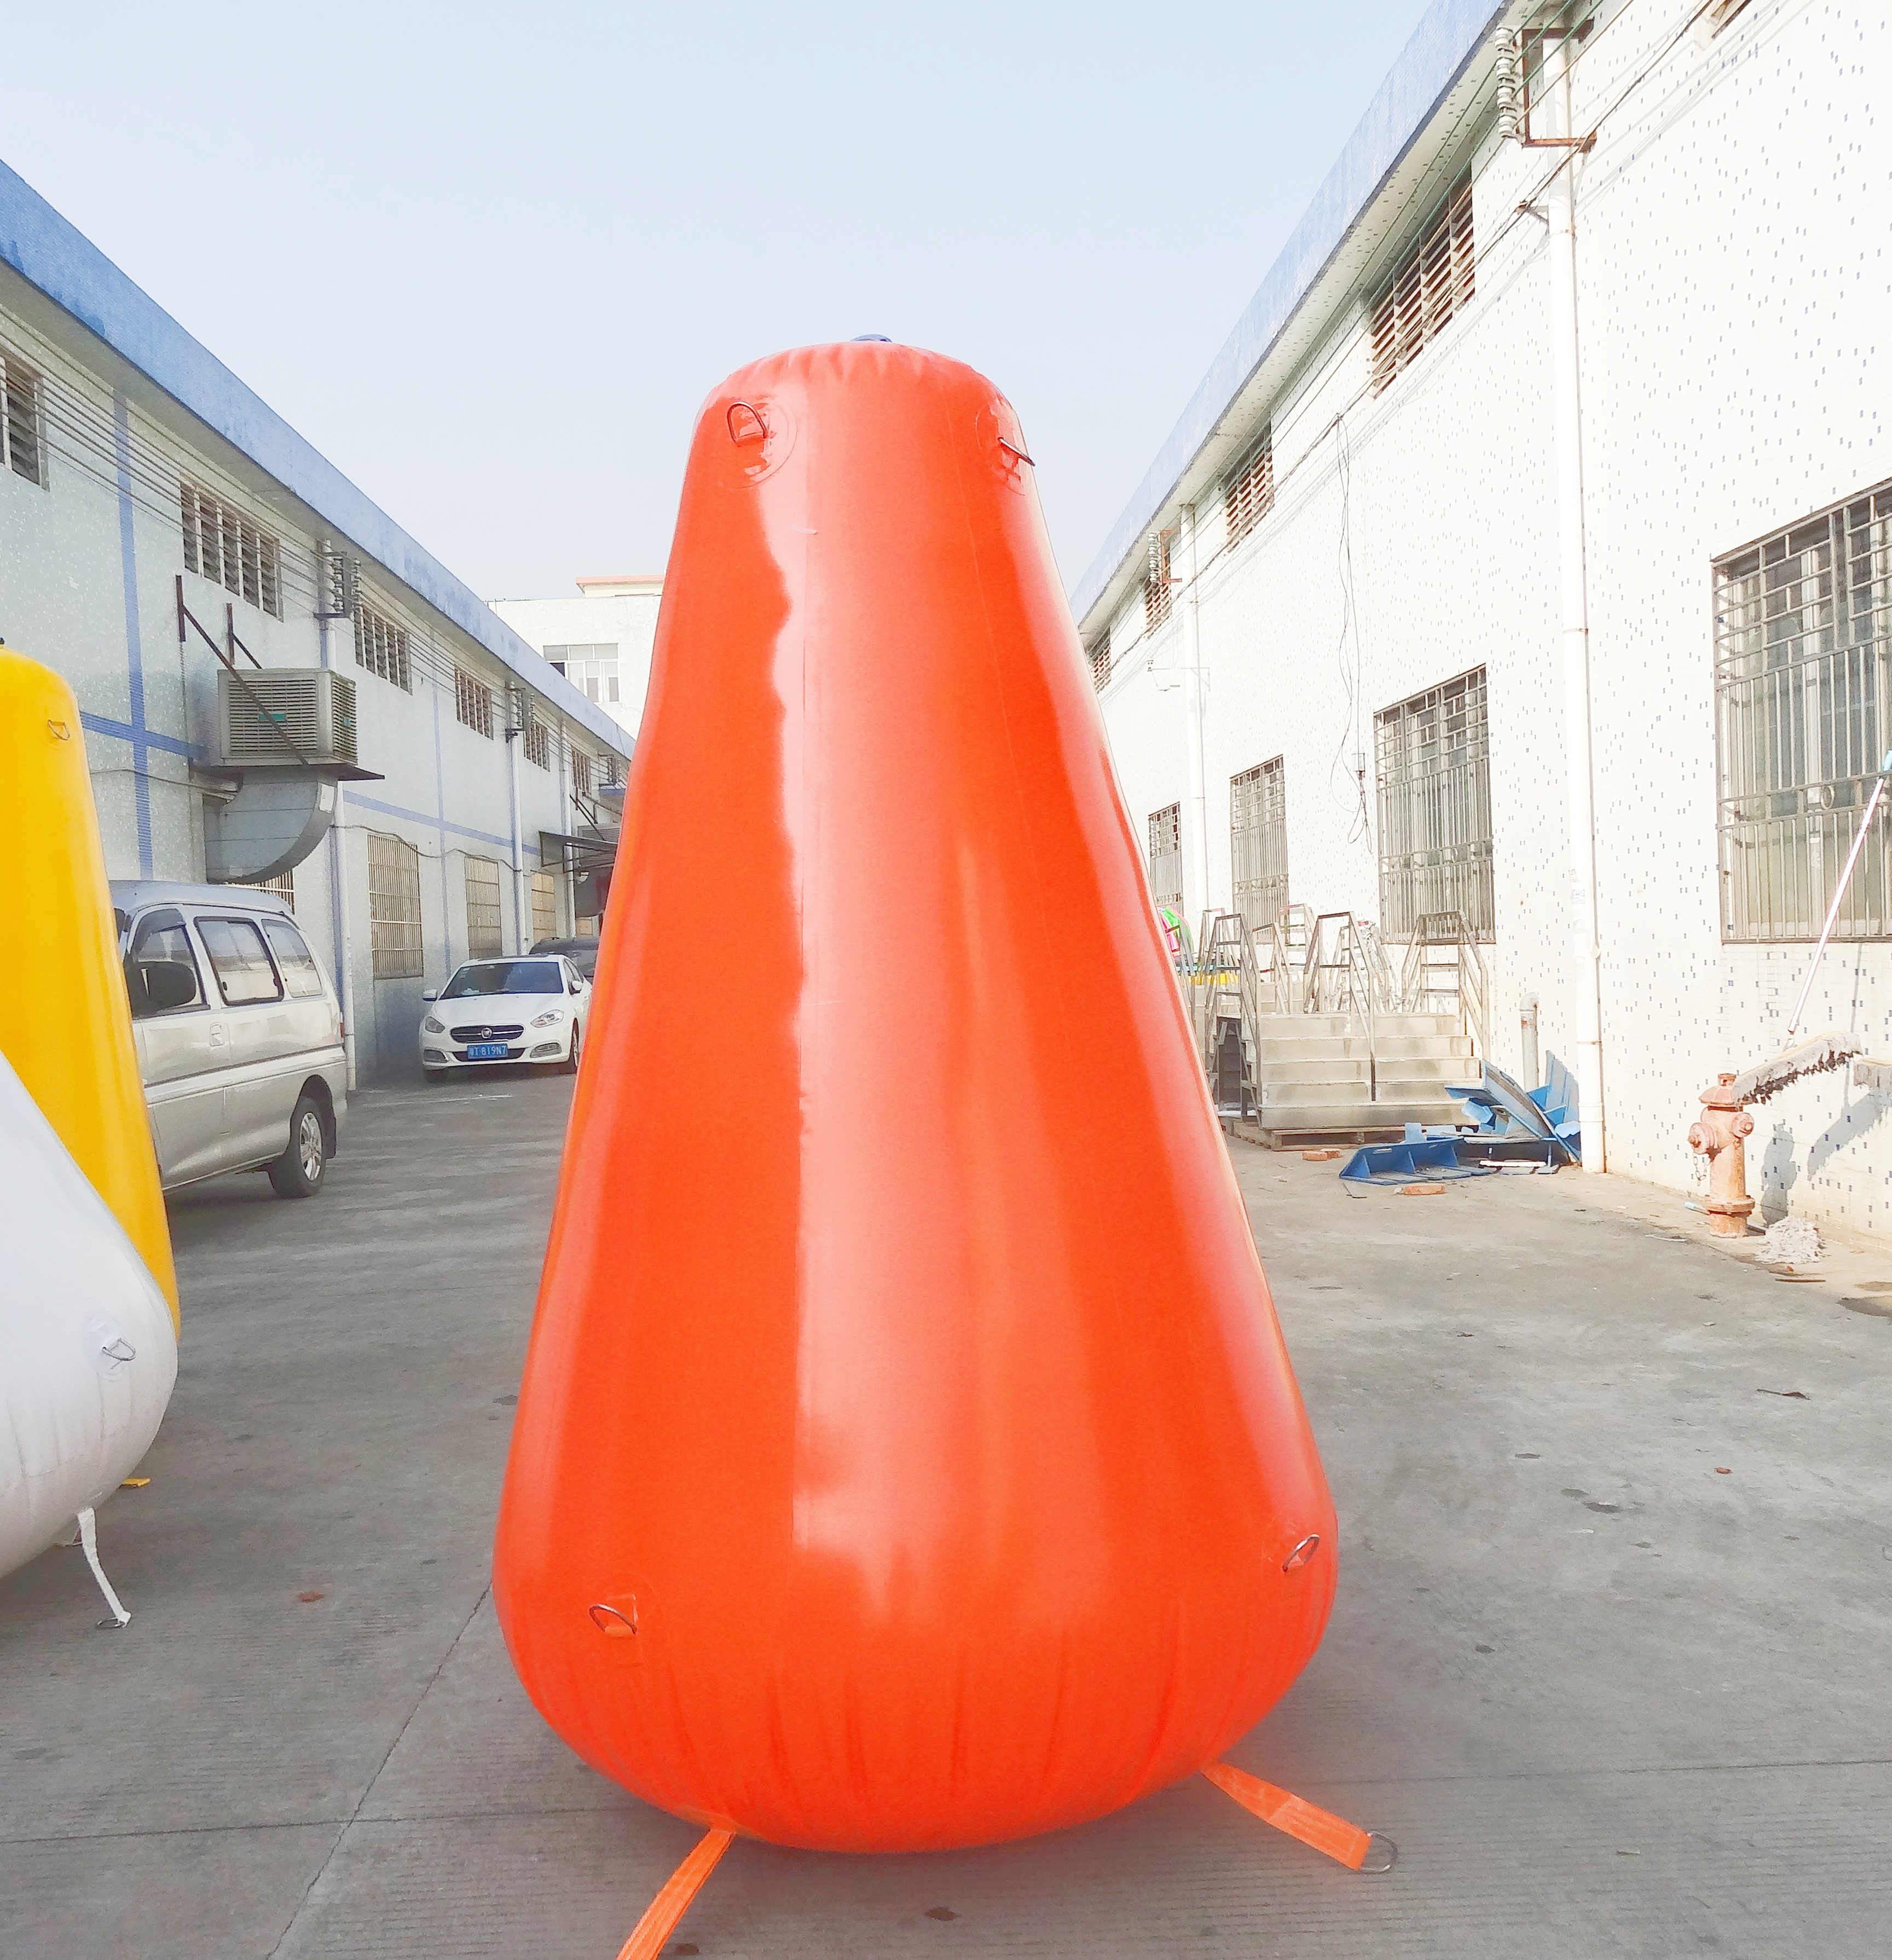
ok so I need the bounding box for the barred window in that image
[1231,757,1288,938]
[1370,176,1474,396]
[463,855,504,959]
[1224,426,1274,546]
[522,716,550,770]
[355,605,412,691]
[571,750,592,796]
[600,752,623,788]
[1716,482,1892,941]
[181,482,281,616]
[454,666,494,737]
[2,355,45,487]
[531,869,558,943]
[367,831,424,980]
[1375,667,1493,940]
[1087,635,1113,692]
[1143,530,1174,634]
[1148,802,1183,910]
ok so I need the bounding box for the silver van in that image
[111,881,349,1199]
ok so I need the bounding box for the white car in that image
[420,956,592,1080]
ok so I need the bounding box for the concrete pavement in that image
[3,1077,1889,1957]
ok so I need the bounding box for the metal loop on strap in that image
[1358,1832,1398,1874]
[726,400,769,447]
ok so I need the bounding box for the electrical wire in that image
[1096,0,1727,673]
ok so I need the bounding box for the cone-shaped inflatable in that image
[0,650,177,1325]
[0,1050,177,1585]
[494,343,1336,1853]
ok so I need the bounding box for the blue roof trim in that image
[1071,0,1506,622]
[0,160,630,759]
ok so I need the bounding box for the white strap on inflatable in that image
[76,1506,131,1628]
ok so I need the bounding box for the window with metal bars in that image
[1375,668,1493,941]
[367,831,424,980]
[531,869,558,943]
[1230,758,1288,937]
[1715,481,1892,942]
[2,355,45,487]
[522,716,550,770]
[1147,802,1183,909]
[355,604,412,691]
[571,750,592,796]
[600,752,623,788]
[1143,530,1174,634]
[454,666,494,737]
[1087,635,1113,692]
[463,855,504,959]
[180,482,282,616]
[1370,176,1474,397]
[1224,427,1274,546]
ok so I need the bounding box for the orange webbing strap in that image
[615,1828,734,1960]
[1202,1762,1379,1871]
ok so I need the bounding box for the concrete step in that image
[1253,1055,1474,1088]
[1252,1013,1464,1038]
[1249,1033,1474,1063]
[1262,1079,1465,1111]
[1253,1098,1462,1134]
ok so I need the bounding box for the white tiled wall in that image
[1095,0,1892,1233]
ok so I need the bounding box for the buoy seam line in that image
[10,1750,1891,1852]
[262,1582,491,1959]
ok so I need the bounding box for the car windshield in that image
[441,960,563,999]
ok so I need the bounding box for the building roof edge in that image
[0,159,630,756]
[1068,0,1509,626]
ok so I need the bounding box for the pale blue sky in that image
[8,2,1435,598]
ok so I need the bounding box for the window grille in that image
[1715,481,1892,941]
[1375,667,1493,940]
[1143,531,1174,634]
[454,666,494,737]
[600,752,623,787]
[354,605,413,691]
[228,870,295,909]
[180,482,282,616]
[531,869,558,943]
[1370,176,1474,397]
[367,832,424,979]
[571,750,592,796]
[1148,802,1184,909]
[463,855,504,959]
[1224,426,1274,546]
[546,642,621,705]
[1231,758,1288,937]
[1088,635,1113,692]
[522,716,551,770]
[2,355,45,487]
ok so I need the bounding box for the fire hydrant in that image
[1688,1074,1756,1238]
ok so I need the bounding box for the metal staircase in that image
[1190,904,1486,1146]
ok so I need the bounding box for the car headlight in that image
[529,1008,565,1028]
[422,1016,445,1034]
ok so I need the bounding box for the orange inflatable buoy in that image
[494,342,1339,1857]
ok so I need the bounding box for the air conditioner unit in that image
[218,668,358,767]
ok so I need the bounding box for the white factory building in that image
[1078,0,1891,1234]
[0,161,632,1084]
[490,574,662,742]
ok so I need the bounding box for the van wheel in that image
[269,1095,327,1199]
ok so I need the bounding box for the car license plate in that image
[466,1042,510,1061]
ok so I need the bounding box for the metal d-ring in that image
[588,1602,637,1637]
[1282,1533,1321,1572]
[726,399,769,447]
[997,435,1034,466]
[1357,1832,1397,1874]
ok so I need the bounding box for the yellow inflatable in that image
[0,649,178,1326]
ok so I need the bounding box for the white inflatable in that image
[0,1052,177,1622]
